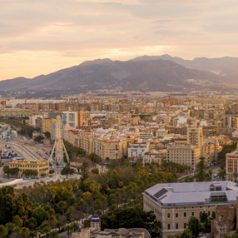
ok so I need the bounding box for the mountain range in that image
[1,55,238,93]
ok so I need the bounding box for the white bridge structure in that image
[49,115,69,166]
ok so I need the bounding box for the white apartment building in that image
[128,142,150,158]
[63,111,79,128]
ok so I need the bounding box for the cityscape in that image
[0,94,238,238]
[0,1,238,238]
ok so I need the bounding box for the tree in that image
[44,131,51,139]
[32,206,48,226]
[218,143,237,161]
[101,207,160,237]
[13,215,23,227]
[199,212,211,233]
[81,162,89,180]
[3,166,10,176]
[0,225,8,238]
[22,170,38,178]
[89,153,102,164]
[218,168,226,180]
[34,135,44,143]
[188,217,200,238]
[61,165,74,175]
[3,166,19,177]
[180,229,193,238]
[17,227,31,238]
[195,157,210,181]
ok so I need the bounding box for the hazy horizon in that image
[1,0,238,79]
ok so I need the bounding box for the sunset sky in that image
[1,0,238,80]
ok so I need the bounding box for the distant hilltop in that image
[1,55,238,93]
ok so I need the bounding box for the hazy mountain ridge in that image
[0,56,237,92]
[134,55,238,83]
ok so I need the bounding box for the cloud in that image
[0,0,237,79]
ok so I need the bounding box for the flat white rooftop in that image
[144,181,238,207]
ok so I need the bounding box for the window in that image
[192,212,194,216]
[176,223,179,229]
[184,212,187,217]
[184,223,187,229]
[167,213,170,218]
[168,224,170,230]
[176,213,178,218]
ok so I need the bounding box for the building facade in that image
[226,148,238,181]
[167,143,201,169]
[8,158,49,177]
[143,181,238,238]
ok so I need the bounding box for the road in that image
[8,141,42,160]
[0,135,48,161]
[0,173,81,190]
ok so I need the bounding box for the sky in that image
[0,0,238,80]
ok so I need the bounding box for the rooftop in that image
[144,181,238,207]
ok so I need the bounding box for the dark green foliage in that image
[61,165,75,175]
[3,166,19,177]
[160,161,191,173]
[188,217,200,237]
[180,229,192,238]
[180,212,213,238]
[218,143,237,161]
[101,207,160,237]
[22,169,38,178]
[199,212,211,233]
[88,153,102,164]
[34,135,44,143]
[64,140,86,160]
[44,131,51,139]
[195,157,211,181]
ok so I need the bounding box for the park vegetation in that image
[0,163,176,237]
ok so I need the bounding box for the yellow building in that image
[41,118,56,133]
[78,111,90,127]
[8,159,49,177]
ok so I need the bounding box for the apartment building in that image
[63,111,90,128]
[64,129,128,160]
[128,142,150,158]
[8,158,49,177]
[167,143,201,168]
[187,126,204,148]
[226,147,238,181]
[93,137,128,160]
[143,181,238,238]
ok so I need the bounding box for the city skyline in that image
[1,0,238,79]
